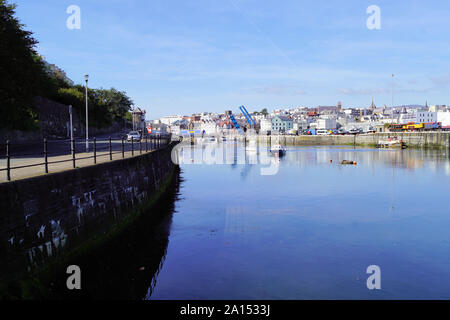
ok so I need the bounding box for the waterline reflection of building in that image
[175,139,450,176]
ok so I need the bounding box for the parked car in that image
[127,131,141,142]
[348,128,360,135]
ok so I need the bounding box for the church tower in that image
[370,97,376,110]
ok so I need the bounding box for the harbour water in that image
[56,143,450,299]
[148,143,450,300]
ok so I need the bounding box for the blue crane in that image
[229,114,243,134]
[239,105,256,126]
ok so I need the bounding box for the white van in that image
[316,129,330,135]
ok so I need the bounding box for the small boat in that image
[377,137,407,149]
[270,144,286,156]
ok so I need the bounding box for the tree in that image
[0,0,134,132]
[54,86,134,129]
[95,88,133,123]
[0,0,52,130]
[261,108,268,116]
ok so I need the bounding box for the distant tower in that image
[337,101,342,112]
[370,97,376,110]
[425,100,428,109]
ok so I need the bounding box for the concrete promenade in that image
[0,138,168,183]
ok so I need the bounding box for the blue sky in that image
[14,0,450,118]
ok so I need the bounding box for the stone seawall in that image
[255,132,450,148]
[0,142,178,279]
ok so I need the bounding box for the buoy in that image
[329,159,333,163]
[353,162,357,165]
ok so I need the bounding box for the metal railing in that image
[0,134,171,182]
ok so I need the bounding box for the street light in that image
[85,74,89,152]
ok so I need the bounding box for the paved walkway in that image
[0,146,162,183]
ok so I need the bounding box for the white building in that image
[160,115,183,125]
[398,111,437,124]
[416,111,437,123]
[200,121,218,135]
[398,112,417,124]
[170,125,181,136]
[293,120,308,131]
[252,114,266,121]
[429,105,447,112]
[317,118,337,130]
[437,111,450,127]
[260,119,272,133]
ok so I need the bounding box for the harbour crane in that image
[228,105,256,134]
[239,105,256,127]
[229,114,243,134]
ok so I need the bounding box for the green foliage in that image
[0,0,47,130]
[94,88,133,124]
[54,86,133,129]
[0,0,134,131]
[261,108,268,116]
[125,111,132,122]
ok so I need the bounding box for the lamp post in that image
[69,105,73,141]
[85,74,89,152]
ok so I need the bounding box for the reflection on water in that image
[148,144,450,300]
[38,168,181,300]
[173,140,450,176]
[39,144,450,299]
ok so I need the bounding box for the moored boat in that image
[270,144,286,156]
[377,137,407,149]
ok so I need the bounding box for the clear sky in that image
[13,0,450,118]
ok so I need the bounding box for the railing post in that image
[93,137,97,164]
[131,137,134,156]
[71,138,76,168]
[145,136,148,152]
[109,137,112,160]
[6,140,10,181]
[139,138,142,154]
[44,138,48,173]
[122,138,125,158]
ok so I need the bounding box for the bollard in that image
[122,138,125,158]
[44,138,48,173]
[131,137,134,156]
[109,137,112,160]
[71,138,76,168]
[6,140,11,181]
[93,137,97,164]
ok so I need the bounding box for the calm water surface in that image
[148,143,450,300]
